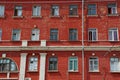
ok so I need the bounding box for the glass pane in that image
[109,31,112,40]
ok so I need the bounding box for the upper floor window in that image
[51,5,59,16]
[31,29,40,41]
[49,57,58,70]
[69,57,78,71]
[89,57,99,72]
[0,5,4,16]
[0,29,2,41]
[108,28,118,41]
[69,29,78,41]
[88,4,97,15]
[110,57,120,72]
[0,58,18,72]
[108,3,117,15]
[50,29,58,41]
[14,6,22,16]
[32,5,41,16]
[88,28,97,41]
[12,29,20,41]
[28,56,38,71]
[69,5,78,16]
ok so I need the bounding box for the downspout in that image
[82,0,84,80]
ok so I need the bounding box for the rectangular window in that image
[88,4,97,15]
[32,5,41,16]
[108,3,117,15]
[110,57,120,72]
[109,28,118,41]
[88,28,97,41]
[69,5,78,16]
[89,57,99,72]
[69,57,78,71]
[0,29,2,41]
[51,5,59,16]
[12,29,20,41]
[31,29,40,41]
[14,6,22,16]
[69,29,77,41]
[49,57,58,70]
[29,57,38,71]
[0,5,4,16]
[50,29,58,40]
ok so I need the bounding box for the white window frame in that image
[51,5,59,16]
[69,29,78,41]
[28,56,38,71]
[88,28,97,41]
[12,29,20,41]
[89,57,99,72]
[31,29,40,41]
[0,29,2,41]
[108,28,118,41]
[88,4,97,15]
[108,3,117,15]
[0,5,5,16]
[110,57,120,72]
[68,57,78,72]
[32,5,41,16]
[14,6,22,16]
[69,5,78,16]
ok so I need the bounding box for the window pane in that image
[88,4,96,15]
[29,57,38,71]
[49,57,58,70]
[88,28,97,41]
[50,29,58,40]
[69,29,77,40]
[14,6,22,16]
[89,57,98,71]
[69,57,78,71]
[31,29,40,41]
[12,29,20,41]
[0,5,4,16]
[51,5,59,16]
[69,5,78,15]
[33,6,41,16]
[0,29,2,40]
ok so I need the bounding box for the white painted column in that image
[19,53,27,80]
[39,53,47,80]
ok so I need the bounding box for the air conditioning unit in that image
[25,78,31,80]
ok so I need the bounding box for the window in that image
[14,6,22,16]
[110,57,120,72]
[31,29,40,41]
[69,29,77,41]
[50,29,58,40]
[28,57,38,71]
[32,5,41,16]
[0,58,17,72]
[69,57,78,71]
[109,28,118,41]
[49,57,58,70]
[0,5,4,16]
[12,29,20,41]
[108,3,117,15]
[69,5,78,16]
[51,5,59,16]
[89,57,99,72]
[88,4,97,15]
[88,28,97,41]
[0,29,2,40]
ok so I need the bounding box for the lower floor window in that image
[69,57,78,71]
[49,57,58,70]
[29,57,38,71]
[110,57,120,72]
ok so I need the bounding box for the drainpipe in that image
[82,0,84,80]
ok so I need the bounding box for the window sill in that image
[68,15,79,18]
[0,16,5,18]
[87,15,98,17]
[68,40,79,41]
[68,70,79,72]
[0,78,18,80]
[49,15,61,18]
[110,71,120,73]
[107,14,119,16]
[12,16,24,18]
[48,70,58,72]
[88,40,97,42]
[27,70,38,72]
[89,70,99,73]
[109,40,119,42]
[0,71,19,73]
[31,16,42,18]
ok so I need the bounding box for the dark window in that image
[0,58,18,72]
[69,29,77,40]
[50,29,58,40]
[49,57,58,70]
[88,4,96,15]
[14,6,22,16]
[51,5,59,16]
[69,5,78,16]
[88,28,97,41]
[108,3,117,15]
